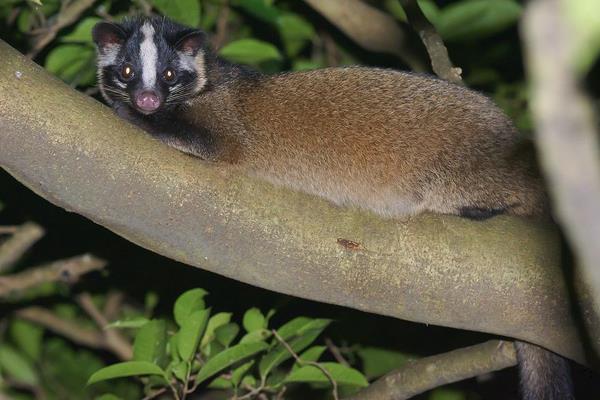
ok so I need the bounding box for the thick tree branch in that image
[523,0,600,320]
[303,0,426,72]
[346,340,516,400]
[0,40,595,367]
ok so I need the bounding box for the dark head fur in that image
[93,16,210,114]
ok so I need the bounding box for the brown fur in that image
[176,67,547,219]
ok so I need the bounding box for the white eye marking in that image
[113,78,126,89]
[177,52,196,72]
[193,52,207,92]
[140,22,157,88]
[98,44,121,67]
[168,83,182,92]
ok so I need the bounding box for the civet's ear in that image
[92,22,126,52]
[175,30,206,55]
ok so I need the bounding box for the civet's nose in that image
[136,91,160,112]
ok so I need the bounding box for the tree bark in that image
[0,40,595,367]
[345,340,517,400]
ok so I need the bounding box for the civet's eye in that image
[163,68,176,83]
[120,64,134,81]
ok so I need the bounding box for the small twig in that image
[321,31,341,67]
[103,290,125,321]
[133,0,152,16]
[142,387,168,400]
[235,381,266,400]
[95,3,114,21]
[345,340,517,400]
[275,386,286,400]
[27,0,97,58]
[3,376,47,399]
[211,1,230,50]
[77,292,133,360]
[272,329,339,400]
[181,361,192,400]
[400,0,462,84]
[0,222,45,273]
[16,306,106,350]
[325,337,350,367]
[0,225,19,234]
[0,254,106,298]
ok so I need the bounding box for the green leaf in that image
[240,329,271,344]
[0,344,38,385]
[171,360,189,381]
[436,0,522,42]
[275,317,310,340]
[173,288,208,327]
[10,319,43,361]
[231,360,254,387]
[292,59,325,71]
[95,395,123,400]
[169,332,181,363]
[219,39,282,66]
[41,337,139,398]
[277,14,315,57]
[243,308,266,333]
[215,323,240,347]
[357,347,411,380]
[429,388,468,400]
[87,361,167,385]
[258,325,328,379]
[17,9,33,33]
[195,341,269,385]
[62,17,102,43]
[292,346,326,372]
[285,363,368,388]
[145,291,159,315]
[276,318,331,342]
[232,0,279,23]
[45,44,96,86]
[385,0,439,24]
[207,376,233,389]
[204,340,225,360]
[201,312,232,347]
[150,0,201,27]
[106,317,151,329]
[178,309,210,361]
[133,319,168,367]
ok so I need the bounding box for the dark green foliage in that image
[88,289,367,399]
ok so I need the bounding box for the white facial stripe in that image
[98,44,121,67]
[140,22,157,88]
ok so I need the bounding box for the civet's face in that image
[93,17,207,115]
